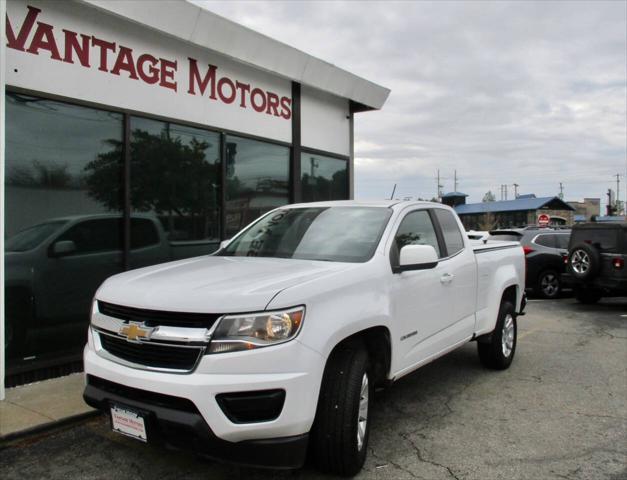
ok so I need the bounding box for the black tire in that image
[574,287,602,304]
[311,341,372,477]
[568,243,601,281]
[477,301,517,370]
[535,269,561,299]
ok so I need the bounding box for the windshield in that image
[5,220,68,252]
[220,207,392,262]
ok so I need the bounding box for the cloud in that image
[193,0,626,207]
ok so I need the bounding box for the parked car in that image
[562,222,627,303]
[83,201,525,476]
[4,214,171,359]
[489,227,571,299]
[467,230,489,242]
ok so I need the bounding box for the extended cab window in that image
[394,210,441,257]
[434,209,464,256]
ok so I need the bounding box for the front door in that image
[389,209,453,373]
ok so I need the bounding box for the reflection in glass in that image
[130,117,222,260]
[225,136,290,237]
[301,153,348,203]
[4,93,123,365]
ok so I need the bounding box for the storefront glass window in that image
[130,117,222,260]
[4,92,123,367]
[224,135,290,237]
[301,153,348,203]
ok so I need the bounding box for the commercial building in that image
[0,0,389,393]
[442,193,576,230]
[568,198,601,222]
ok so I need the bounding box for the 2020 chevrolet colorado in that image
[83,201,525,476]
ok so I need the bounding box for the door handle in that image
[440,273,455,284]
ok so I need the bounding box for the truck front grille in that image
[99,333,203,371]
[98,301,221,328]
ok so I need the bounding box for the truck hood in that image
[96,255,354,313]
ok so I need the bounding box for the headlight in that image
[209,306,305,354]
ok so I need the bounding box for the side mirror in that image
[51,240,76,257]
[394,244,438,273]
[220,239,231,250]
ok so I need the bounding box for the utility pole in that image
[500,184,508,200]
[436,170,443,201]
[513,183,519,198]
[559,182,564,200]
[615,173,621,212]
[454,170,458,192]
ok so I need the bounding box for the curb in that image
[0,410,102,446]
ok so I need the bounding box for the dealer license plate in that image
[110,405,147,442]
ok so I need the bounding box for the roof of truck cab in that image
[283,200,444,209]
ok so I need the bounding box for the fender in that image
[474,260,522,337]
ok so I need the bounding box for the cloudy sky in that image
[195,0,626,208]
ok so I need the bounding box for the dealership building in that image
[0,0,389,395]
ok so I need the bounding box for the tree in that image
[84,128,221,240]
[8,160,73,188]
[482,191,496,202]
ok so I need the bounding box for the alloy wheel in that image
[571,249,590,275]
[541,273,559,297]
[356,372,369,451]
[501,314,515,358]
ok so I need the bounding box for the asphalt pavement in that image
[1,297,626,480]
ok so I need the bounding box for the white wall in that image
[6,0,292,142]
[1,0,7,400]
[301,86,350,156]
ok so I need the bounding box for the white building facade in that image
[0,0,389,396]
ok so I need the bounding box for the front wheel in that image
[311,341,372,477]
[478,301,517,370]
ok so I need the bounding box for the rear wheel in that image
[536,269,561,299]
[478,300,517,370]
[311,341,372,477]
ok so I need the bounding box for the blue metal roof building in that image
[449,195,575,230]
[454,196,574,215]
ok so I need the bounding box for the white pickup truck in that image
[83,201,525,476]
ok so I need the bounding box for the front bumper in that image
[83,375,308,469]
[83,328,324,468]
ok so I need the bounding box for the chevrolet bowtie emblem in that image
[119,323,153,342]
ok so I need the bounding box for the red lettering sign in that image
[6,4,291,120]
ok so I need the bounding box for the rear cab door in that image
[432,208,478,335]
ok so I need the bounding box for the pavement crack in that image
[369,446,422,479]
[400,432,462,480]
[574,411,627,421]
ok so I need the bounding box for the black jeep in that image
[562,222,627,303]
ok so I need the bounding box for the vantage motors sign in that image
[5,0,292,142]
